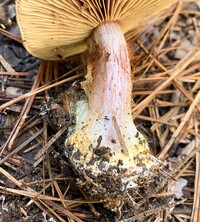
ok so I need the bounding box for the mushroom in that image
[16,0,177,210]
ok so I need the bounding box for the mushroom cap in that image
[16,0,177,60]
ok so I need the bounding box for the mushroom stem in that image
[81,22,135,155]
[86,22,132,125]
[66,22,157,208]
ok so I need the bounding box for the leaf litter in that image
[0,0,200,221]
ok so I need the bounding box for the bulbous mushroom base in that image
[65,100,159,211]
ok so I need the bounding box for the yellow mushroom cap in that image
[16,0,177,60]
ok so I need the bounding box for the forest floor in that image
[0,0,200,221]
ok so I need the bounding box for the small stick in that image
[0,56,15,71]
[112,116,129,157]
[0,28,22,43]
[0,128,43,164]
[0,61,44,151]
[34,124,68,167]
[0,73,84,112]
[133,50,200,118]
[119,204,170,222]
[135,41,200,113]
[0,71,30,76]
[159,90,200,159]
